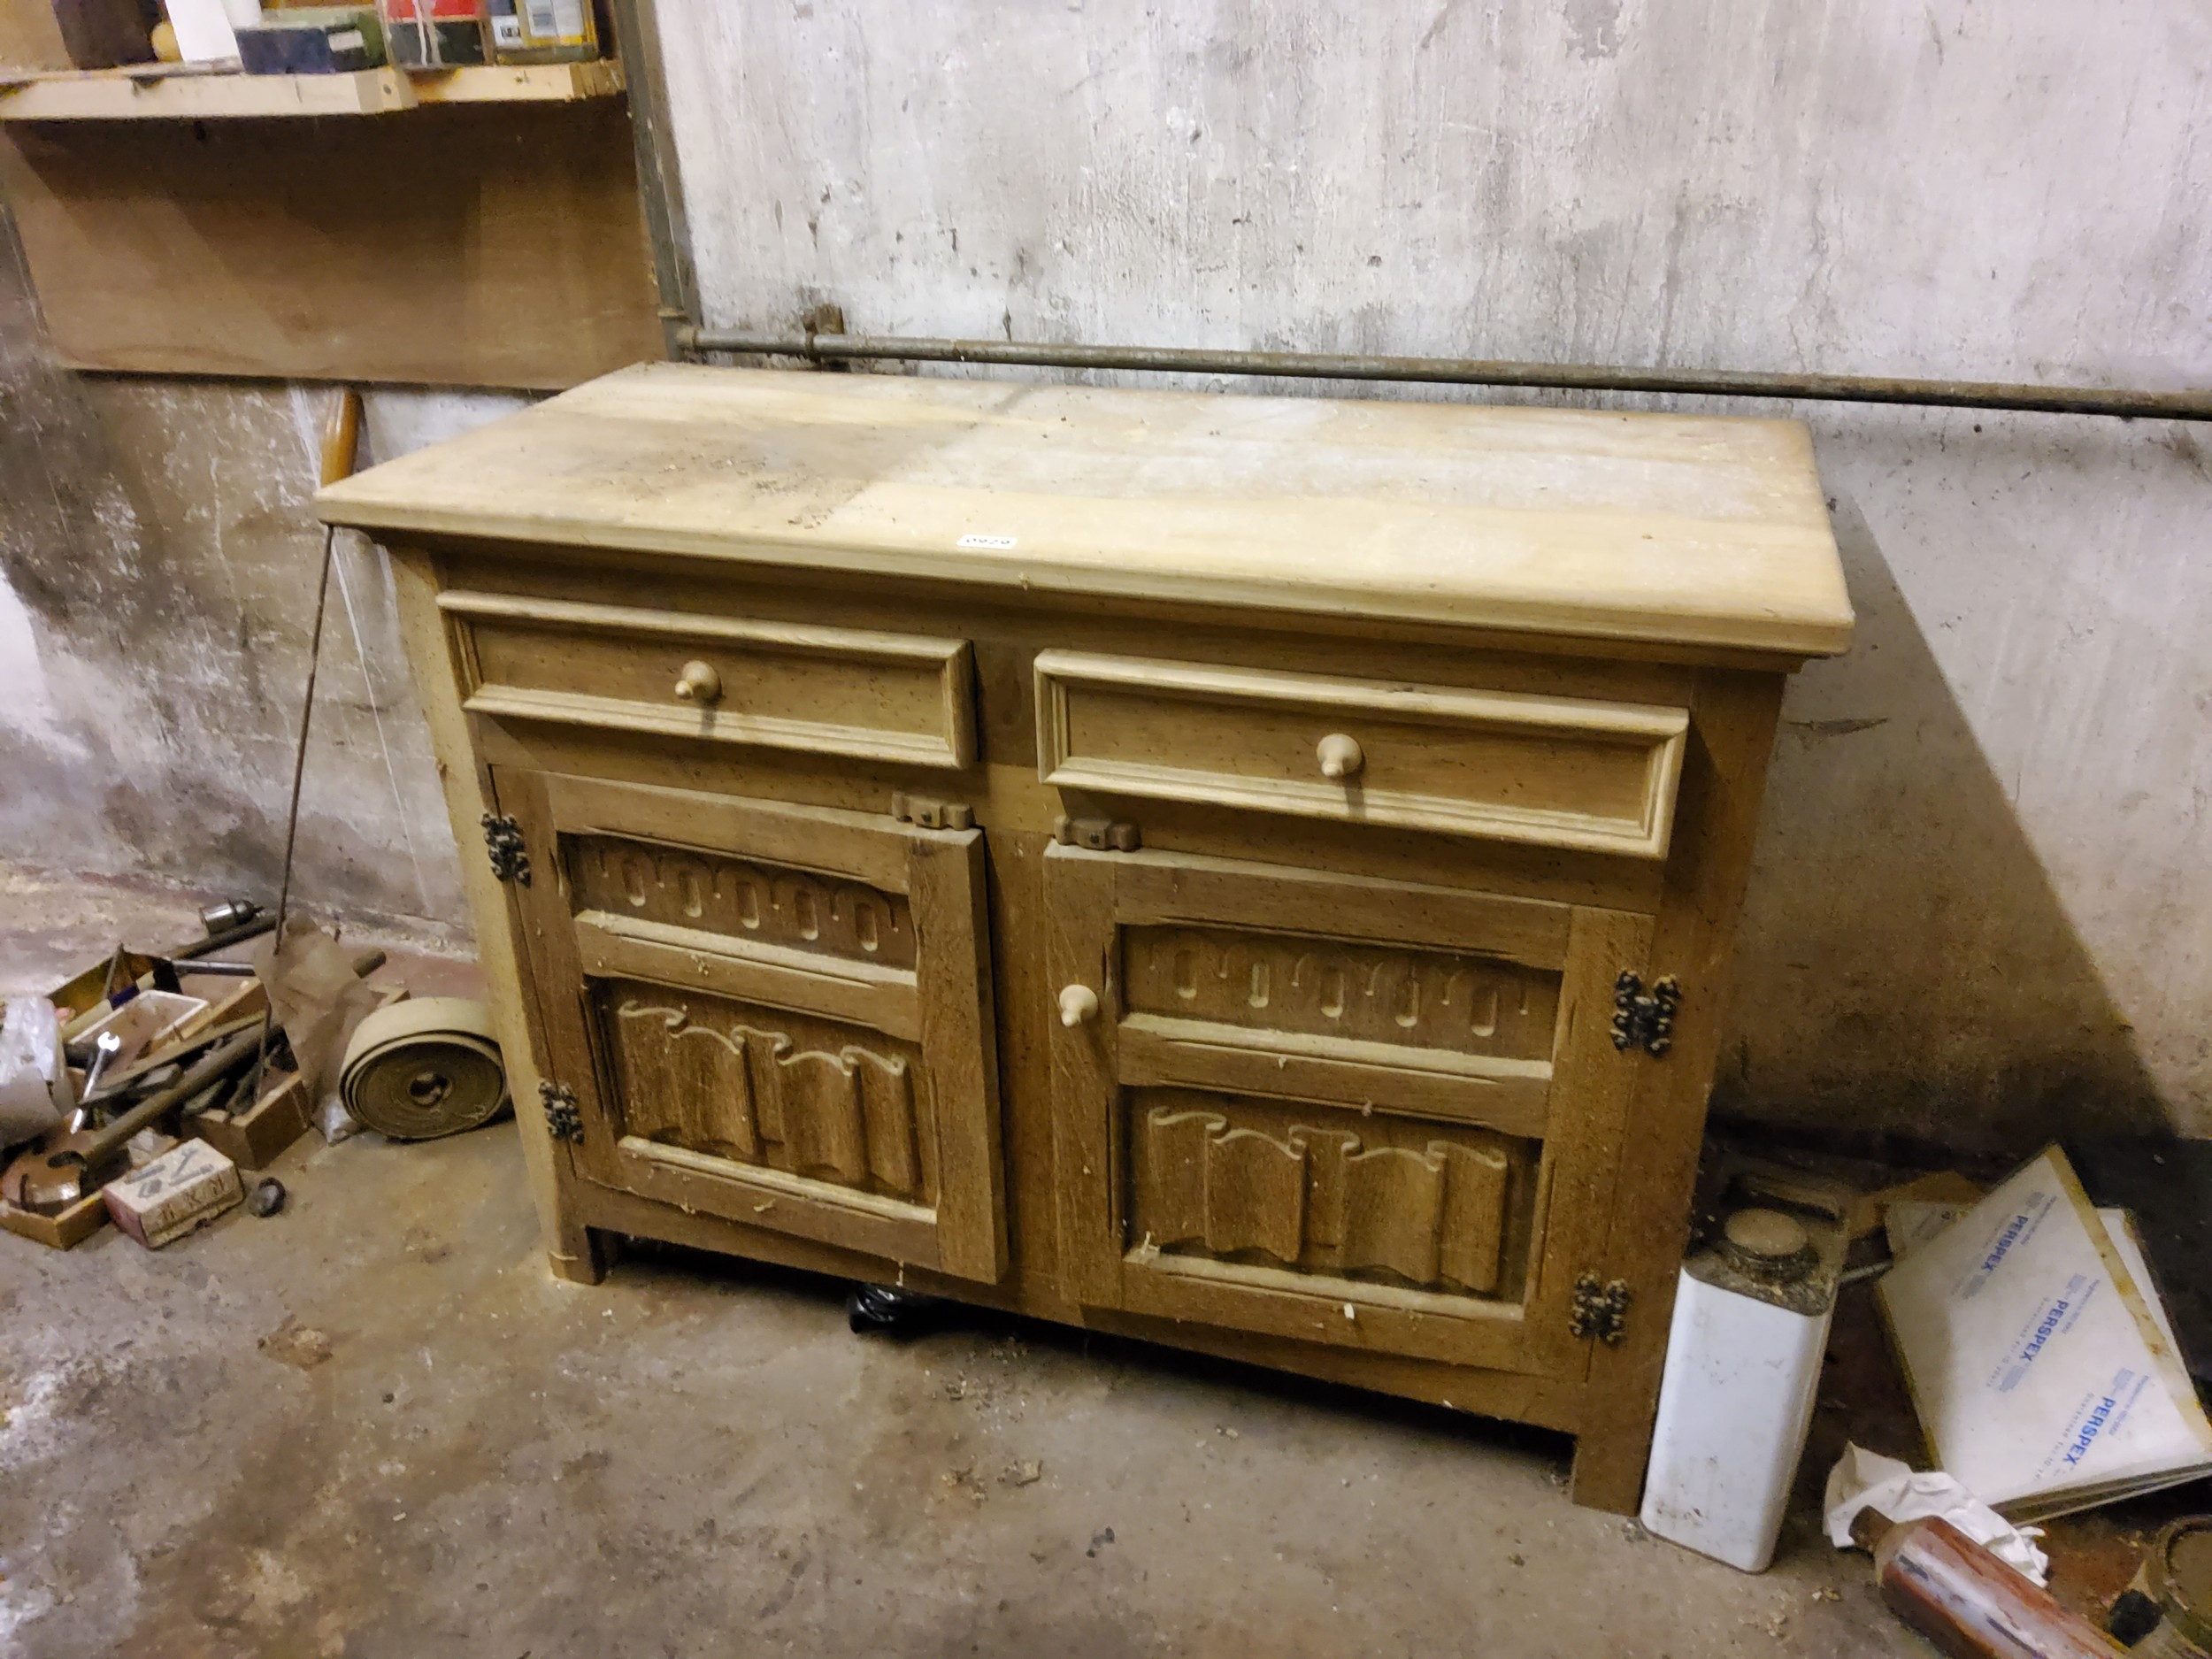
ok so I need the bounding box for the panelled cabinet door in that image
[499,770,1006,1283]
[1046,845,1647,1377]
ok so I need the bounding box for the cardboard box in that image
[103,1139,243,1248]
[487,0,595,63]
[237,7,385,72]
[381,0,486,66]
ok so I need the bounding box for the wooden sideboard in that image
[318,364,1852,1510]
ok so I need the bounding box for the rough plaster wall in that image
[0,213,525,941]
[655,0,2212,1144]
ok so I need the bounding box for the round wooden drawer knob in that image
[674,660,723,703]
[1317,733,1364,780]
[1058,984,1101,1027]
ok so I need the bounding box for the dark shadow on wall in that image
[1716,493,2170,1157]
[0,204,463,930]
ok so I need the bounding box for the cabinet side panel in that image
[1571,670,1790,1512]
[385,548,592,1273]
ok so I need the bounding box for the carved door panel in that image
[499,770,1005,1283]
[1046,845,1647,1376]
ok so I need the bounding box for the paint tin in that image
[2119,1517,2212,1657]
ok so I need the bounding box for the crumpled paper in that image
[1824,1442,2049,1585]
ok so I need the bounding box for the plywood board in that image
[0,98,660,388]
[0,67,418,119]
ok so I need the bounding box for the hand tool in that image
[1,1029,263,1215]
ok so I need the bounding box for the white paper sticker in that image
[328,27,366,50]
[956,534,1018,550]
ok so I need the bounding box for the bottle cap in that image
[1720,1208,1816,1281]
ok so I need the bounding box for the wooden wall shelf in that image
[0,88,660,387]
[0,59,623,121]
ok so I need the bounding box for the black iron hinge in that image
[1569,1272,1632,1345]
[482,813,531,886]
[1610,971,1680,1057]
[539,1080,582,1143]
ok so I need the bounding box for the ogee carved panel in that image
[568,833,915,970]
[1123,924,1558,1060]
[599,980,933,1202]
[1128,1089,1525,1297]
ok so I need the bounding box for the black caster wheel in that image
[846,1282,942,1334]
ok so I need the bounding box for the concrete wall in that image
[3,1,2208,1147]
[0,215,521,941]
[649,0,2212,1148]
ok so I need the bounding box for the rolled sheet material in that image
[339,997,508,1141]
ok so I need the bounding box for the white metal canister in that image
[1640,1208,1839,1572]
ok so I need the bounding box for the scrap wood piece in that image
[0,1188,109,1250]
[1847,1169,1988,1240]
[192,1067,313,1170]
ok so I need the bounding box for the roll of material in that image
[339,998,508,1141]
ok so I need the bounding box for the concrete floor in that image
[0,867,2168,1657]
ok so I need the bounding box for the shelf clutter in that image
[0,0,619,120]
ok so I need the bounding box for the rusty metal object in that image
[680,327,2212,423]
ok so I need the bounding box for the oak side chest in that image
[318,364,1852,1510]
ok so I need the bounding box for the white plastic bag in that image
[1824,1443,2049,1585]
[0,996,67,1147]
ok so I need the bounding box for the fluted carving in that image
[1123,925,1557,1059]
[572,836,914,969]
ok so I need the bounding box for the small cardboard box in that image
[237,8,387,73]
[103,1140,243,1248]
[382,0,488,66]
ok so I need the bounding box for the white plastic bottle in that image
[1640,1208,1839,1571]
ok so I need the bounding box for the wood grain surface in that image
[319,364,1853,654]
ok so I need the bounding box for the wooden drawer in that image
[442,591,976,769]
[1034,651,1688,859]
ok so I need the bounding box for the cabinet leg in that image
[549,1225,621,1286]
[1568,1421,1654,1515]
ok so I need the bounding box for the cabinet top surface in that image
[317,363,1852,657]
